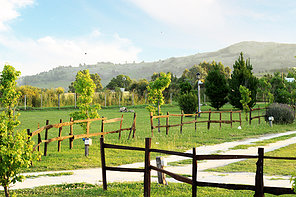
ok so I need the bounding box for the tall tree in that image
[70,70,100,132]
[0,65,39,197]
[205,63,229,110]
[228,52,258,109]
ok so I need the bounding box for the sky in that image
[0,0,296,76]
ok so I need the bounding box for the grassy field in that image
[1,182,295,197]
[17,103,296,172]
[207,142,296,176]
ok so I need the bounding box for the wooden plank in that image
[207,109,211,130]
[152,115,170,119]
[103,118,123,124]
[150,148,193,158]
[150,165,192,185]
[104,143,145,152]
[144,138,151,197]
[106,166,145,173]
[197,154,258,160]
[195,181,255,191]
[263,186,295,195]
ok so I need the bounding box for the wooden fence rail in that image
[150,109,242,136]
[100,138,296,197]
[249,107,267,125]
[28,113,136,156]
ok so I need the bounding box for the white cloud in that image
[0,31,141,76]
[0,0,34,31]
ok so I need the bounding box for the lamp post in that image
[196,72,201,117]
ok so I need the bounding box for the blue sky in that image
[1,0,296,76]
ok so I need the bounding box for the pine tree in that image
[205,63,229,110]
[228,53,258,109]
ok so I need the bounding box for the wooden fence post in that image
[239,111,242,126]
[58,94,60,110]
[24,95,27,110]
[44,120,49,156]
[166,112,169,135]
[254,148,264,197]
[132,113,137,139]
[37,133,41,152]
[27,129,32,138]
[207,109,211,130]
[150,112,154,137]
[101,116,105,138]
[230,110,233,128]
[192,147,197,197]
[100,137,107,190]
[119,114,123,139]
[40,94,43,109]
[74,93,77,109]
[86,121,90,135]
[58,119,62,152]
[144,138,151,197]
[69,117,74,149]
[180,110,184,134]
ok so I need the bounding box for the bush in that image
[265,103,295,124]
[178,92,198,114]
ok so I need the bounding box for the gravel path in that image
[2,130,296,190]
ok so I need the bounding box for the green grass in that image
[25,172,74,179]
[167,159,192,166]
[17,103,296,172]
[207,143,296,176]
[2,182,295,197]
[230,133,296,150]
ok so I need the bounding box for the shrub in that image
[265,103,295,124]
[178,92,198,114]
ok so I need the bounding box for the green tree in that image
[106,75,132,90]
[270,72,290,104]
[70,70,100,132]
[129,79,148,96]
[228,52,258,109]
[239,85,252,120]
[0,65,39,197]
[204,63,229,110]
[69,71,103,93]
[146,72,171,115]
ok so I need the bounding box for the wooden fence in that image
[100,138,295,197]
[249,107,266,125]
[27,113,137,156]
[150,109,242,136]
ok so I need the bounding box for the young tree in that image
[239,85,252,121]
[146,72,171,115]
[106,74,132,90]
[69,71,103,93]
[0,65,39,197]
[228,52,258,109]
[204,63,229,110]
[70,70,100,132]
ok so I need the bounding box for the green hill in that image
[18,41,296,90]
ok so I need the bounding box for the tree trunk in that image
[4,185,10,197]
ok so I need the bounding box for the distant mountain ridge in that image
[18,41,296,90]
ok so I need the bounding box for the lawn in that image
[17,103,296,172]
[1,182,295,197]
[206,142,296,176]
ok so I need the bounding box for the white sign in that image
[85,138,92,146]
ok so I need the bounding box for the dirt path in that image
[2,130,296,190]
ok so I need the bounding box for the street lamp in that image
[196,72,201,117]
